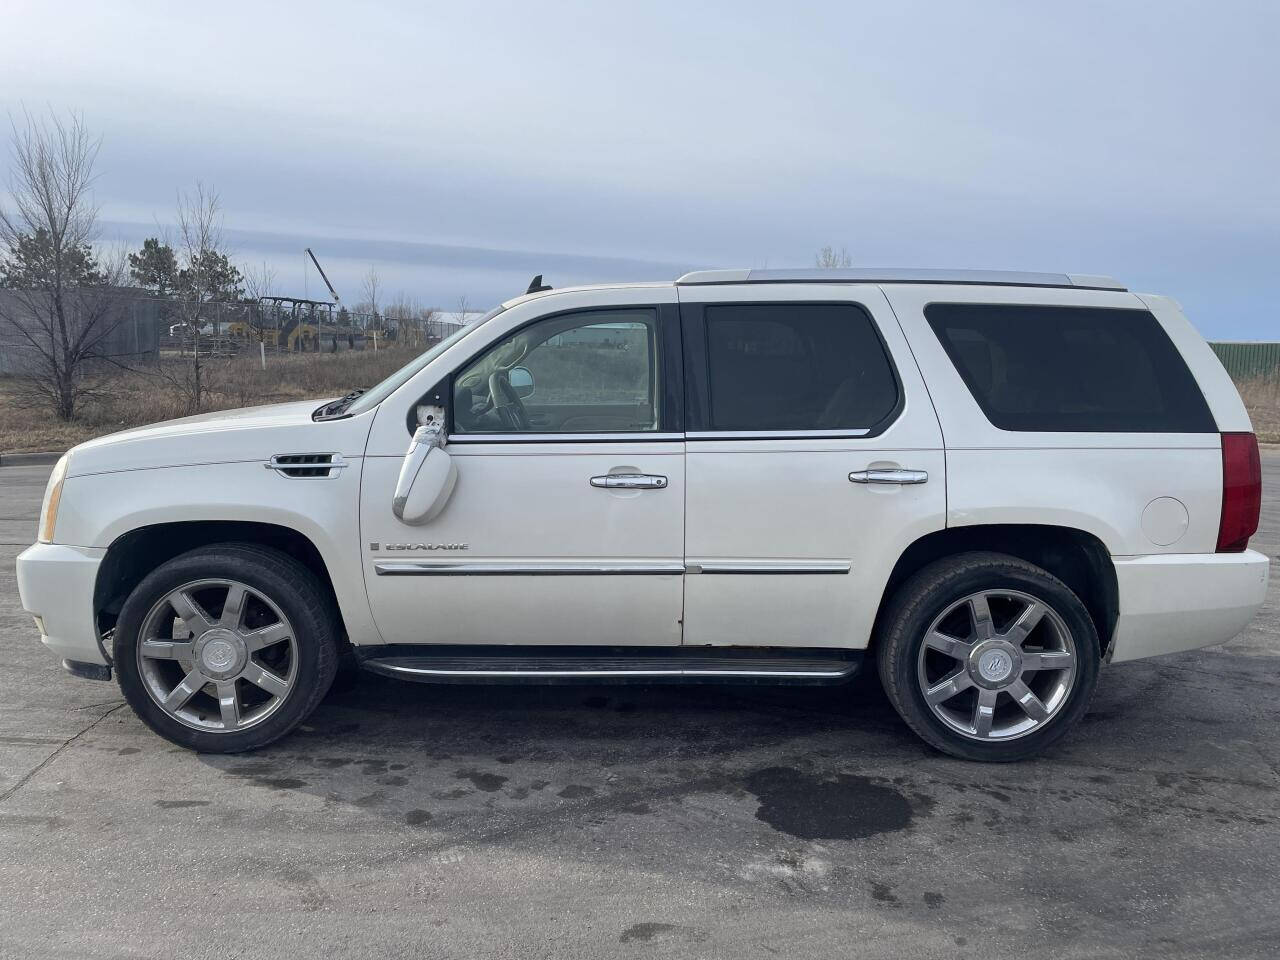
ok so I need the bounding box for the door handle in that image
[849,468,928,485]
[590,473,668,489]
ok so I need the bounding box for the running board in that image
[357,645,862,685]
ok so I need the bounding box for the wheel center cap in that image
[969,640,1021,689]
[195,629,246,680]
[978,649,1013,682]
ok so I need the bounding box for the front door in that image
[678,284,946,650]
[360,299,686,647]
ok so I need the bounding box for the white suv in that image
[16,268,1269,761]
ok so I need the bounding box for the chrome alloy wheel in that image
[916,589,1077,742]
[136,579,299,733]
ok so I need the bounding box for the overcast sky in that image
[3,0,1278,336]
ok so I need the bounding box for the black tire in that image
[114,543,340,753]
[876,551,1100,762]
[327,645,363,697]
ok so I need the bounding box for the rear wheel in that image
[114,544,339,753]
[877,552,1100,762]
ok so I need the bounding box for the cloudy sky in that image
[3,0,1278,336]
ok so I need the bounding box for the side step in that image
[357,645,862,685]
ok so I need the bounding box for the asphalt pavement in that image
[1,454,1277,959]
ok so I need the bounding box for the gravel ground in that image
[0,454,1277,960]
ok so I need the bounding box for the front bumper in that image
[1109,549,1271,663]
[15,542,108,667]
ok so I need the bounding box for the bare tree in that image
[0,110,129,420]
[385,293,419,346]
[95,242,131,288]
[241,260,277,367]
[453,295,471,327]
[162,182,228,413]
[815,245,853,269]
[418,305,439,346]
[361,265,382,332]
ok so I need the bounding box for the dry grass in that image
[1238,376,1280,444]
[0,346,421,454]
[3,355,1279,454]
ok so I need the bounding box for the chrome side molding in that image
[375,561,687,577]
[687,561,850,575]
[685,428,871,440]
[447,432,685,444]
[374,560,849,576]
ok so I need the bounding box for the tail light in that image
[1217,432,1261,552]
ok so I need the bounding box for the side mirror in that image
[509,365,535,400]
[392,417,456,525]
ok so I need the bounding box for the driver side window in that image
[452,308,662,434]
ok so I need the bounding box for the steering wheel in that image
[489,370,531,431]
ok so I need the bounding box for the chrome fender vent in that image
[265,453,348,478]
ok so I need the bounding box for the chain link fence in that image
[0,287,467,373]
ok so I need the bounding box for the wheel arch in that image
[872,524,1119,658]
[94,520,347,659]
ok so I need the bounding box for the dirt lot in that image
[0,454,1277,959]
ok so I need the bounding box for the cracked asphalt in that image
[1,453,1278,960]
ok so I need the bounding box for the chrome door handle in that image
[849,468,928,485]
[590,473,668,489]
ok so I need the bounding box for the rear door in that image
[678,284,947,649]
[883,284,1225,558]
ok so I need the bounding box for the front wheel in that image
[114,543,339,753]
[877,552,1100,762]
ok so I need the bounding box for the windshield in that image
[339,305,505,417]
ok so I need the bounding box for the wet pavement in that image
[1,453,1277,959]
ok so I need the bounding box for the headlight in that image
[38,453,70,544]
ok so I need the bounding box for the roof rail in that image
[674,267,1126,292]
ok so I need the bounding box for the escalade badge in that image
[369,542,469,552]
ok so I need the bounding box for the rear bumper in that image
[1109,549,1270,663]
[15,542,108,667]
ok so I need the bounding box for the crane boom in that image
[304,248,342,304]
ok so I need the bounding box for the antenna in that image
[526,274,552,294]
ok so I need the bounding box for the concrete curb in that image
[0,451,63,467]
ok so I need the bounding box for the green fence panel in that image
[1209,342,1280,381]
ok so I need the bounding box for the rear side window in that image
[926,304,1215,433]
[702,302,899,432]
